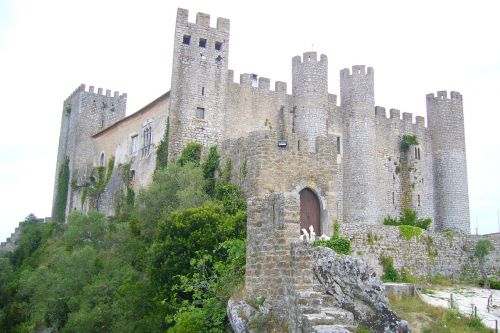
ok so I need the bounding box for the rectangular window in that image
[196,107,205,119]
[183,35,191,45]
[199,38,207,48]
[336,137,341,155]
[215,41,222,50]
[131,135,138,154]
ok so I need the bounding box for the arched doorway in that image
[299,188,321,235]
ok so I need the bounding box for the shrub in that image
[383,208,431,230]
[398,225,423,240]
[400,134,419,152]
[380,254,400,282]
[177,142,203,166]
[313,238,351,255]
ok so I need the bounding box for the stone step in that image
[297,292,336,309]
[311,324,357,333]
[302,307,354,328]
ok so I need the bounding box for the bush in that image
[400,134,419,152]
[313,238,351,255]
[380,254,400,282]
[177,142,203,166]
[383,208,431,230]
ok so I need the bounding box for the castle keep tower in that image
[427,91,470,233]
[168,8,230,159]
[292,52,328,152]
[340,66,378,224]
[52,84,127,217]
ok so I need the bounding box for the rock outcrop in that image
[313,246,400,332]
[229,244,402,332]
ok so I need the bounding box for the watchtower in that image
[52,84,127,217]
[168,8,230,159]
[292,52,328,152]
[426,91,470,233]
[340,65,378,224]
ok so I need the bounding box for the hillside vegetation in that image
[0,144,246,332]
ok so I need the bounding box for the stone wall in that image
[220,130,340,234]
[53,84,127,218]
[341,223,500,279]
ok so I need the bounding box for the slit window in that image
[201,87,205,96]
[199,38,207,48]
[418,194,421,206]
[392,192,395,204]
[215,41,222,50]
[418,148,421,160]
[336,137,341,155]
[130,170,136,182]
[100,152,105,167]
[196,107,205,119]
[183,35,191,45]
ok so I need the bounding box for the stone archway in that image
[299,188,321,235]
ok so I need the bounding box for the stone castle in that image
[38,8,500,331]
[53,8,470,234]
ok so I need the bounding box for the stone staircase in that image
[296,290,357,333]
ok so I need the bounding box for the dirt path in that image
[420,286,500,330]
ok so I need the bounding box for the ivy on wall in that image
[77,156,115,210]
[399,134,419,209]
[53,156,70,223]
[155,117,169,173]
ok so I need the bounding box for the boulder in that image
[313,246,400,332]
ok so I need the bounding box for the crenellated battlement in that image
[340,65,374,78]
[426,90,462,102]
[292,52,328,66]
[176,8,230,33]
[375,106,426,128]
[64,84,127,105]
[227,71,288,94]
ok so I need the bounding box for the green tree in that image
[474,239,494,288]
[134,163,208,242]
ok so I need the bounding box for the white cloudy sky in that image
[1,0,499,241]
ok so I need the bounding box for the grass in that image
[389,295,493,333]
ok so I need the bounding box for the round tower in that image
[340,65,378,225]
[292,52,328,152]
[426,91,470,233]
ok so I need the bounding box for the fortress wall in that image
[224,74,293,139]
[374,108,435,226]
[341,223,500,279]
[220,130,341,235]
[245,192,302,330]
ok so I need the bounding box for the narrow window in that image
[196,107,205,119]
[336,137,341,155]
[418,194,421,206]
[100,118,105,129]
[142,126,152,157]
[131,135,138,154]
[418,148,421,160]
[130,170,136,182]
[297,140,300,151]
[392,192,395,204]
[215,55,222,63]
[201,87,205,96]
[414,147,418,159]
[199,38,207,48]
[183,35,191,45]
[215,41,222,51]
[100,152,105,167]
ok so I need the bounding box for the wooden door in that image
[300,188,320,234]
